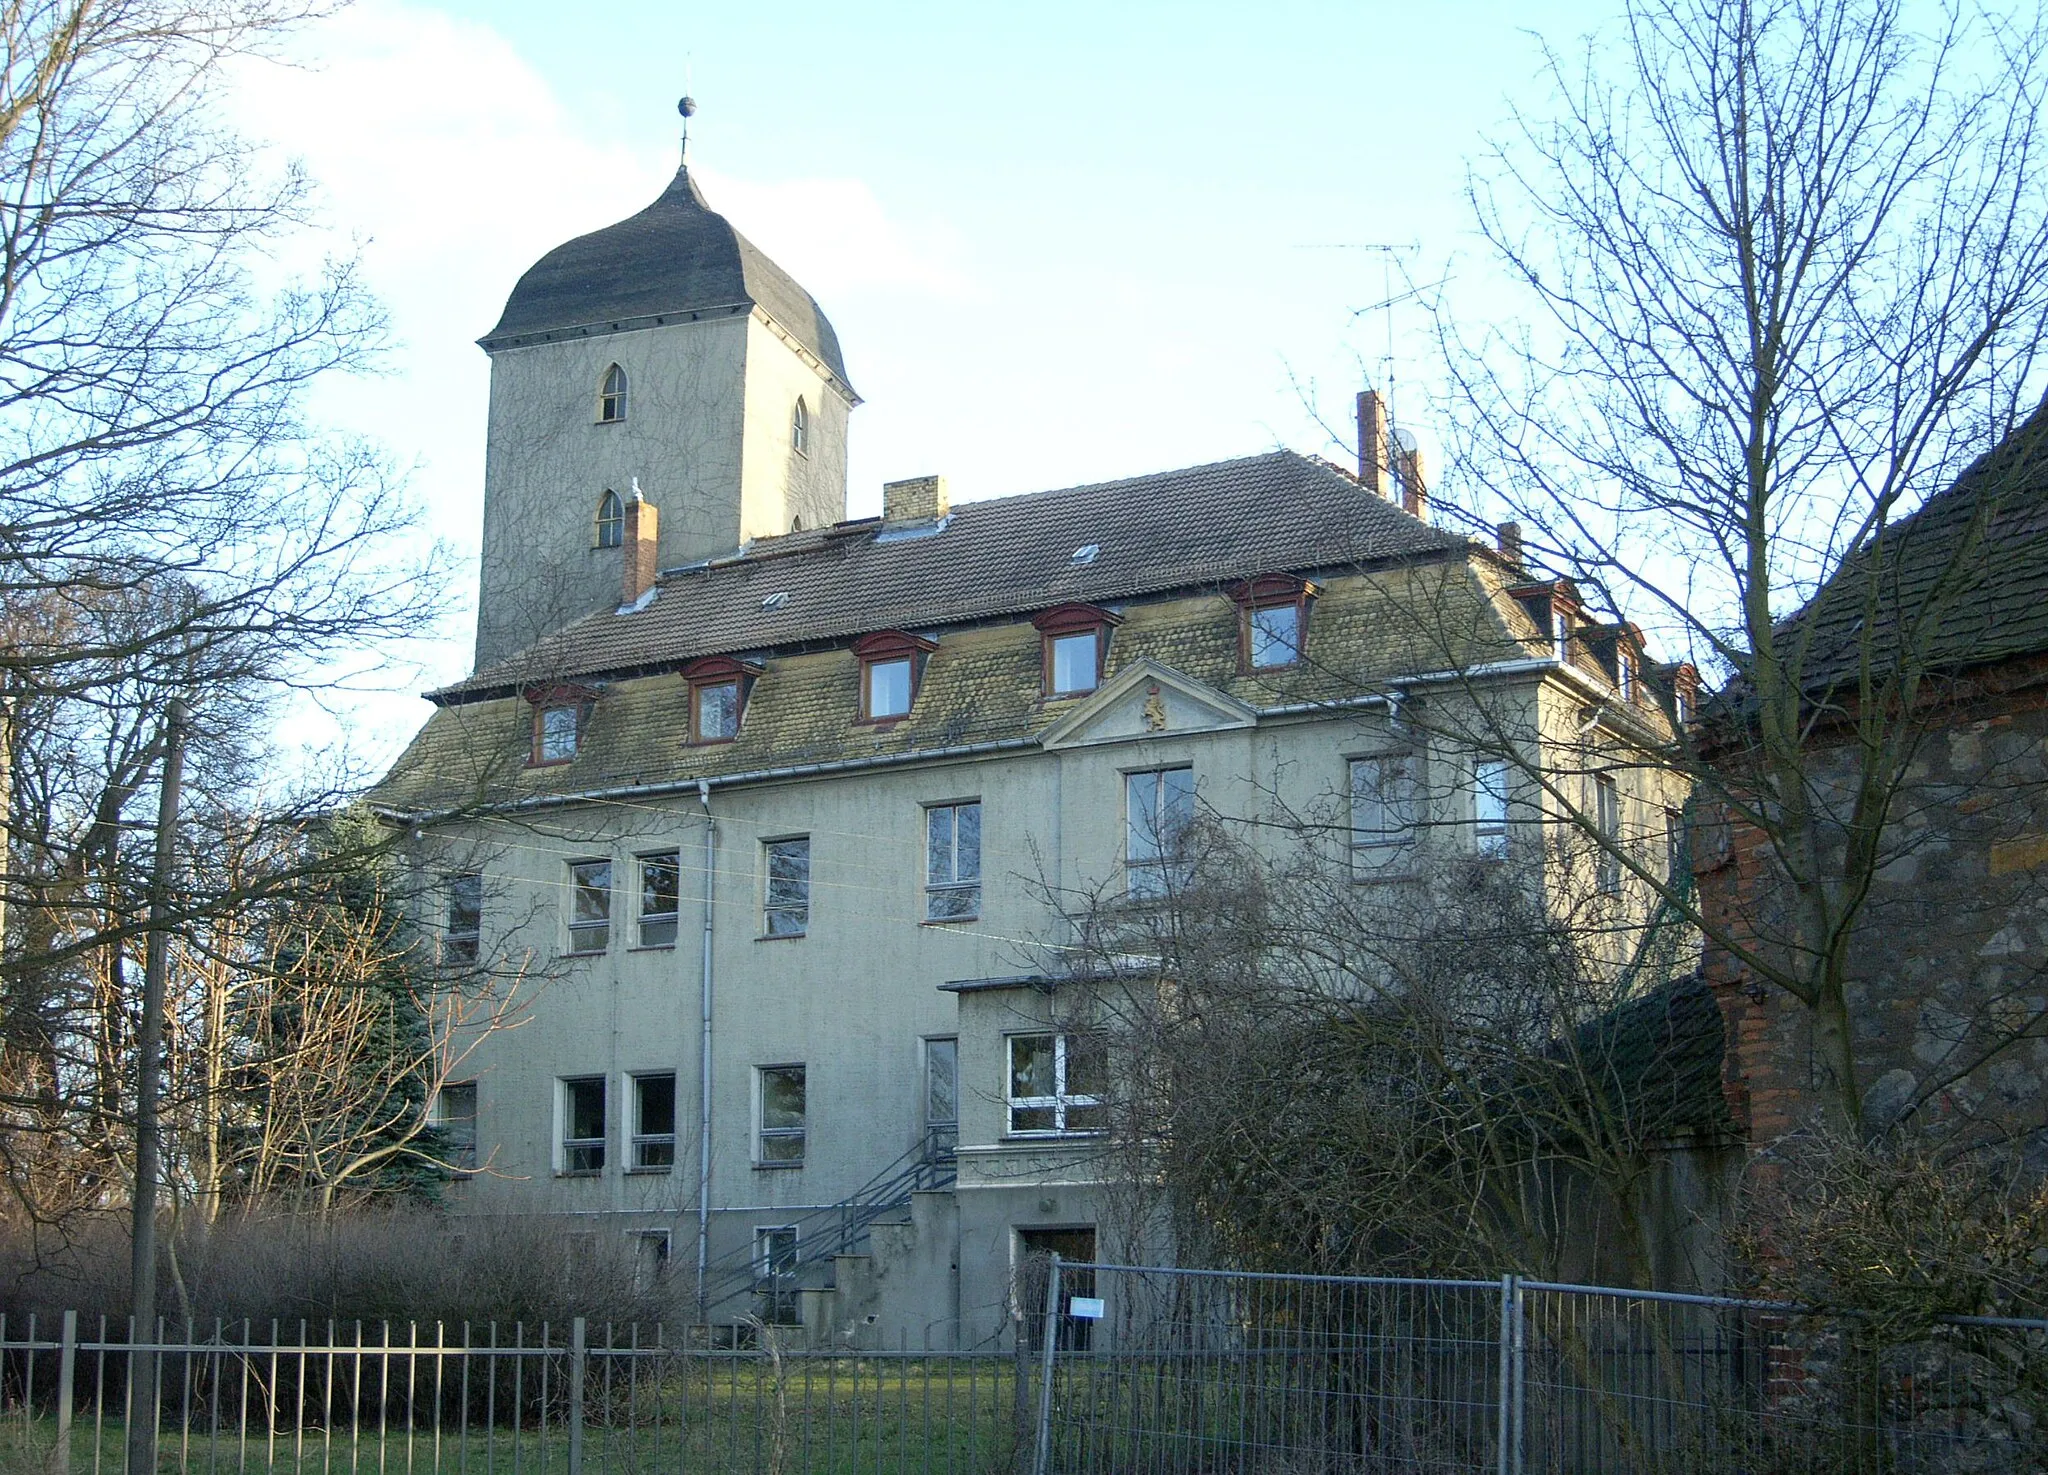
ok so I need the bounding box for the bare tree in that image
[1438,0,2048,1133]
[1053,797,1721,1290]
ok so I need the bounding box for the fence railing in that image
[0,1314,1029,1474]
[1037,1260,2048,1475]
[2,1268,2041,1473]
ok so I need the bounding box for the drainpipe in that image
[694,778,718,1321]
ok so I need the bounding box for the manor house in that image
[372,155,1690,1347]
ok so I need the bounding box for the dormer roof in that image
[479,165,854,396]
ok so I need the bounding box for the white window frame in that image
[754,1225,800,1322]
[595,489,624,548]
[599,363,628,423]
[924,801,982,921]
[1125,767,1194,899]
[1349,753,1421,877]
[756,1064,806,1166]
[566,859,611,953]
[630,1071,677,1172]
[1617,648,1636,702]
[791,396,810,457]
[762,837,810,937]
[637,852,680,948]
[1006,1031,1107,1137]
[559,1075,606,1175]
[1474,760,1510,860]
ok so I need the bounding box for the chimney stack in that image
[622,481,659,607]
[1356,391,1392,499]
[1398,439,1429,522]
[882,474,949,526]
[1496,521,1524,568]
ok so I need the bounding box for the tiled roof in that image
[479,166,852,394]
[434,450,1468,704]
[372,557,1527,815]
[1784,399,2048,696]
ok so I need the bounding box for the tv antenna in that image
[1299,240,1421,419]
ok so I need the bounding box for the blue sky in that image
[232,1,1612,764]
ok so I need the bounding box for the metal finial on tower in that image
[678,95,697,164]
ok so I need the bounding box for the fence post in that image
[1497,1275,1514,1475]
[52,1309,75,1475]
[1511,1277,1527,1475]
[1032,1254,1062,1475]
[568,1316,586,1475]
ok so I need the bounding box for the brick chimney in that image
[882,474,949,526]
[622,481,659,607]
[1356,391,1393,499]
[1398,440,1429,522]
[1496,521,1524,567]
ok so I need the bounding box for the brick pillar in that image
[1356,391,1391,499]
[883,475,949,526]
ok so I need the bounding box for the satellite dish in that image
[1393,427,1419,453]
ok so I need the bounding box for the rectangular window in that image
[925,801,982,921]
[1553,609,1572,663]
[1350,754,1421,876]
[925,1036,959,1159]
[561,1076,606,1174]
[1048,630,1100,696]
[435,1081,478,1171]
[567,860,611,952]
[631,1072,677,1171]
[865,657,913,719]
[1007,1032,1107,1136]
[1248,603,1303,669]
[763,838,810,937]
[1125,767,1195,898]
[755,1225,800,1323]
[1474,760,1510,860]
[639,852,680,948]
[1665,806,1687,885]
[1596,775,1622,893]
[443,872,482,964]
[536,703,581,763]
[1617,649,1636,703]
[758,1065,806,1165]
[692,680,740,743]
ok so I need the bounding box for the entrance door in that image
[1018,1226,1097,1350]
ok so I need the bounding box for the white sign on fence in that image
[1068,1296,1105,1320]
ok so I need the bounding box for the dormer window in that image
[683,656,761,745]
[1617,647,1637,703]
[598,364,628,424]
[1032,604,1122,698]
[851,631,937,723]
[595,490,624,549]
[1231,576,1317,672]
[792,397,810,456]
[525,684,598,766]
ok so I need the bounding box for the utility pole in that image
[127,696,186,1475]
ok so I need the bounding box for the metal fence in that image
[1037,1261,2048,1474]
[0,1269,2040,1473]
[0,1314,1029,1473]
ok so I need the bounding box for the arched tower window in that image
[595,490,624,549]
[791,396,810,456]
[598,364,628,424]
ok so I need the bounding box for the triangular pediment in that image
[1038,659,1259,750]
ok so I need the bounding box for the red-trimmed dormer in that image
[852,630,938,724]
[1031,604,1123,698]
